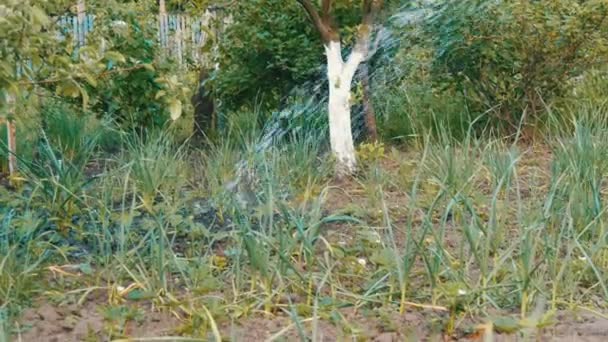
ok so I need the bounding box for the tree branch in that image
[362,0,375,26]
[344,49,365,80]
[296,0,337,43]
[361,0,383,42]
[321,0,332,19]
[355,0,383,56]
[345,0,383,76]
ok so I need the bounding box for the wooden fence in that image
[55,5,216,63]
[158,13,216,64]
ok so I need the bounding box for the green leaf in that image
[31,6,50,26]
[370,249,396,267]
[537,310,557,329]
[155,90,166,100]
[492,316,520,334]
[104,51,126,64]
[242,233,268,277]
[125,289,154,301]
[78,263,93,275]
[169,99,182,120]
[76,83,89,108]
[83,73,98,87]
[57,82,80,98]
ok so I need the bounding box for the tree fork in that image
[296,0,383,175]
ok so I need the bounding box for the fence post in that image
[190,16,197,62]
[5,96,17,176]
[176,15,183,64]
[159,0,168,54]
[76,0,86,46]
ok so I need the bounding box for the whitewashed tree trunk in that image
[324,40,366,175]
[297,0,380,176]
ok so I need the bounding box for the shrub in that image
[213,0,324,112]
[428,0,608,129]
[81,4,196,138]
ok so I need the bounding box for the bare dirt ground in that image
[15,298,608,341]
[17,301,180,341]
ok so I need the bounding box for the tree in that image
[296,0,383,175]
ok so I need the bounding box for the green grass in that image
[2,103,608,341]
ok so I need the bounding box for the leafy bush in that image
[213,0,324,112]
[212,0,393,112]
[82,6,196,137]
[428,0,608,129]
[2,0,197,148]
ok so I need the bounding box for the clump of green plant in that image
[41,100,111,160]
[123,130,189,212]
[17,102,104,233]
[357,142,385,168]
[549,68,608,134]
[551,124,608,236]
[374,83,473,143]
[0,207,52,330]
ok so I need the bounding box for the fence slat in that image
[77,1,86,46]
[159,0,168,53]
